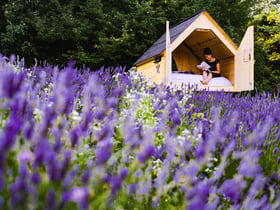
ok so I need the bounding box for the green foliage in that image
[253,0,280,92]
[259,126,280,176]
[0,0,255,69]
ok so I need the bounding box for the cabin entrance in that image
[172,29,235,85]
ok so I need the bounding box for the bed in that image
[170,72,233,87]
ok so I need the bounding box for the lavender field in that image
[0,55,279,210]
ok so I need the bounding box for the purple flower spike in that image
[169,108,181,126]
[120,168,129,180]
[110,176,122,195]
[45,189,57,210]
[18,150,33,163]
[9,54,16,63]
[186,198,205,210]
[68,60,76,68]
[95,149,111,165]
[70,128,80,147]
[153,146,165,160]
[95,138,113,165]
[30,172,41,185]
[238,149,262,178]
[218,178,245,204]
[127,183,138,195]
[138,145,154,164]
[22,122,34,140]
[1,70,24,99]
[194,141,206,161]
[0,114,21,150]
[82,170,91,186]
[273,147,278,155]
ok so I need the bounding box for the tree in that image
[0,0,79,65]
[253,0,280,92]
[0,0,257,71]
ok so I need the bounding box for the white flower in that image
[71,110,82,122]
[18,150,33,163]
[69,187,88,203]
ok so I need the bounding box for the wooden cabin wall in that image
[234,26,254,91]
[136,58,165,84]
[172,44,201,74]
[220,57,234,86]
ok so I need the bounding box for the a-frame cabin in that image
[134,10,254,92]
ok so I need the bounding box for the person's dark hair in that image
[204,47,212,55]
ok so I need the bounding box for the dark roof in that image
[134,10,205,65]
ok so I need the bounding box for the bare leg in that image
[201,71,210,85]
[202,71,208,82]
[204,73,213,84]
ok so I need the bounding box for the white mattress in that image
[171,72,232,86]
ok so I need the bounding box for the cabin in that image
[134,10,254,92]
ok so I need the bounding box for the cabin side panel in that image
[234,26,254,91]
[136,58,165,84]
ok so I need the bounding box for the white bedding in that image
[171,72,232,86]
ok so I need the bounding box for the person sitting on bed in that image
[198,47,221,85]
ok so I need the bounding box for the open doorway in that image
[172,29,235,85]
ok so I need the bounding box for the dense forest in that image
[0,0,279,92]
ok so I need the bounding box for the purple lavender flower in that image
[110,176,122,195]
[218,177,246,204]
[138,145,154,164]
[82,170,91,186]
[120,168,129,180]
[185,160,200,178]
[194,141,206,161]
[45,189,57,210]
[186,179,210,205]
[0,113,21,150]
[22,122,34,140]
[169,108,181,126]
[70,128,80,147]
[273,147,278,155]
[95,138,113,165]
[33,138,50,168]
[186,198,206,210]
[127,183,138,195]
[30,172,41,185]
[9,54,16,63]
[237,149,262,178]
[0,52,279,209]
[1,69,24,99]
[68,60,76,68]
[79,112,93,133]
[153,146,165,160]
[9,165,31,210]
[38,105,57,138]
[18,150,33,163]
